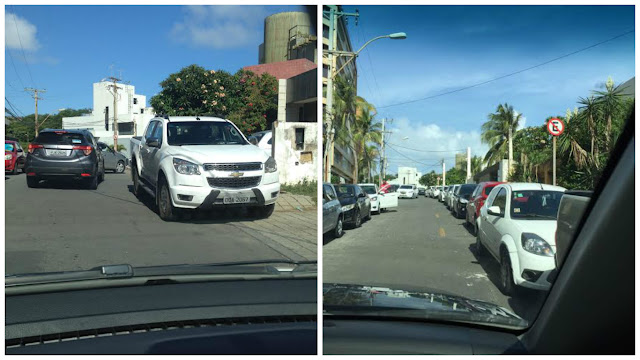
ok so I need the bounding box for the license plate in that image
[223,196,250,204]
[47,149,68,157]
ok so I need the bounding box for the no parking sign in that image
[547,118,565,136]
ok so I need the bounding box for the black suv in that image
[25,129,105,189]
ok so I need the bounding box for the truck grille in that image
[204,163,262,171]
[208,176,261,189]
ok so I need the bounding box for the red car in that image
[5,140,26,175]
[465,181,505,235]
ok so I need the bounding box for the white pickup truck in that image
[130,116,280,221]
[358,183,399,213]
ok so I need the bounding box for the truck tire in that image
[132,163,142,198]
[253,204,275,219]
[157,177,179,222]
[26,176,39,188]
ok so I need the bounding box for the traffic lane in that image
[5,172,311,274]
[323,195,546,323]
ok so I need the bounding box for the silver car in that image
[323,183,344,238]
[97,142,128,173]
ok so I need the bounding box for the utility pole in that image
[466,147,471,183]
[106,77,121,150]
[379,117,385,187]
[25,88,46,137]
[442,159,446,188]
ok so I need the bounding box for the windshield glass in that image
[399,185,412,189]
[322,4,633,333]
[360,185,376,194]
[167,121,248,146]
[511,190,564,220]
[336,185,356,197]
[5,143,15,151]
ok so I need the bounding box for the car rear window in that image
[35,132,88,145]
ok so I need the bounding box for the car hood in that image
[511,219,557,248]
[338,196,357,206]
[166,144,268,164]
[323,283,527,328]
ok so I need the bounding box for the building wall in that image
[273,122,318,185]
[398,167,421,186]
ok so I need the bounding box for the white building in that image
[396,167,422,186]
[62,81,155,155]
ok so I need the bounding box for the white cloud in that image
[384,117,489,174]
[5,12,40,51]
[170,5,268,49]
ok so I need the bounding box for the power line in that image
[377,29,635,109]
[386,144,442,167]
[11,7,36,87]
[6,49,26,89]
[387,142,466,153]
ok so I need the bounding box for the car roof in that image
[504,182,567,192]
[155,116,229,123]
[479,181,505,188]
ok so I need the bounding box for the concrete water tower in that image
[262,11,316,64]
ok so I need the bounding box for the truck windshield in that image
[167,121,248,146]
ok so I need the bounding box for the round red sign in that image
[547,118,565,136]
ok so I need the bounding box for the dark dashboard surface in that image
[6,278,317,354]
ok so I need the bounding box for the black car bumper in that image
[342,208,358,224]
[25,156,97,179]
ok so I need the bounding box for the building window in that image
[295,128,305,150]
[140,108,144,114]
[133,98,138,105]
[118,122,135,135]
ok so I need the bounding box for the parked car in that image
[452,184,478,219]
[5,140,26,175]
[25,129,105,189]
[439,186,449,202]
[334,184,371,228]
[130,116,279,221]
[398,184,418,199]
[432,186,441,198]
[97,142,128,173]
[248,130,272,155]
[418,186,426,196]
[465,181,505,236]
[446,185,460,208]
[475,183,566,295]
[323,183,344,238]
[359,183,399,213]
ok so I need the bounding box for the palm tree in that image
[352,97,382,183]
[577,95,600,169]
[593,77,623,153]
[331,76,357,148]
[481,103,522,178]
[358,145,379,182]
[557,109,591,183]
[470,155,483,176]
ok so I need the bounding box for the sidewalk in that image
[276,193,316,212]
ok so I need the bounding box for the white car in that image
[476,183,566,295]
[130,116,279,221]
[432,186,441,198]
[249,130,272,155]
[359,183,398,213]
[447,184,461,209]
[439,186,449,202]
[398,184,418,199]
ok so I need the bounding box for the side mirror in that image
[487,206,502,216]
[358,193,366,198]
[248,136,258,145]
[146,138,160,148]
[17,149,23,153]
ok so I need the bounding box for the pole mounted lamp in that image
[333,32,407,77]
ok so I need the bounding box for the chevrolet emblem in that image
[230,171,244,178]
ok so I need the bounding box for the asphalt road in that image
[323,194,546,323]
[5,171,317,275]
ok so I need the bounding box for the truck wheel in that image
[26,176,39,188]
[116,161,125,173]
[158,177,179,222]
[132,163,142,198]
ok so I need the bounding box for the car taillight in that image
[73,145,93,155]
[28,144,43,153]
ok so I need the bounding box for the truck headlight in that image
[173,158,200,175]
[265,156,277,173]
[521,233,554,257]
[5,154,12,160]
[341,204,355,212]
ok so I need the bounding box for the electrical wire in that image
[11,7,36,87]
[386,142,466,153]
[377,29,635,109]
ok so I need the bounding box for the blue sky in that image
[5,5,307,115]
[341,5,635,173]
